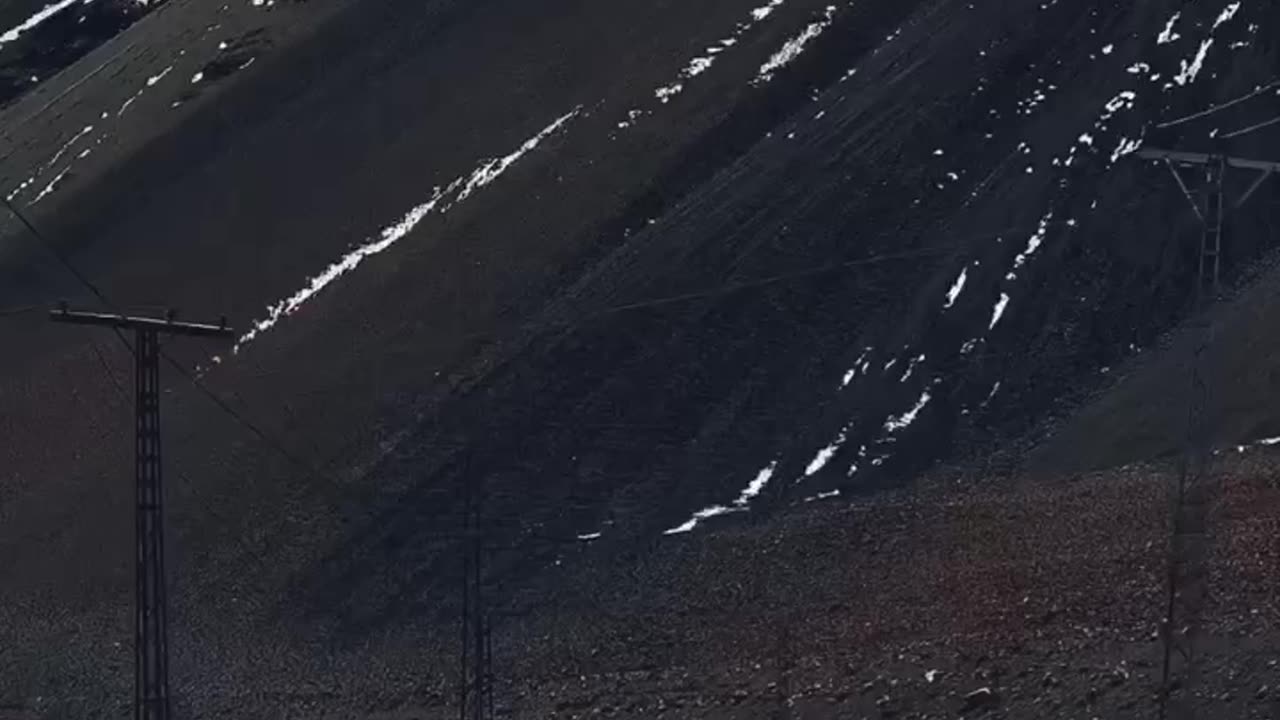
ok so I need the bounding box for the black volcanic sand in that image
[1,0,1279,717]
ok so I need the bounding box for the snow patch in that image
[663,461,779,535]
[884,391,932,433]
[0,0,81,47]
[1157,12,1181,44]
[989,293,1010,329]
[755,5,837,84]
[235,108,581,351]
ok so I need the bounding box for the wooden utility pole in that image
[1135,148,1278,720]
[51,306,234,720]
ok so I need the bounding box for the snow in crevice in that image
[1173,39,1214,87]
[235,108,581,351]
[0,0,81,47]
[642,0,792,107]
[755,5,838,84]
[1110,134,1144,164]
[900,354,925,383]
[1007,211,1053,277]
[664,461,779,535]
[42,125,94,173]
[1213,2,1241,30]
[884,391,932,433]
[802,488,841,503]
[29,165,72,205]
[804,439,841,477]
[989,292,1010,330]
[751,0,786,21]
[841,347,873,388]
[981,381,1001,407]
[1157,12,1181,44]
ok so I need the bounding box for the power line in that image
[1,196,113,309]
[1222,114,1280,140]
[1156,80,1280,130]
[5,191,323,518]
[158,347,320,478]
[569,224,1067,325]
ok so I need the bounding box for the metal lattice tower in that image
[134,327,171,720]
[51,307,234,720]
[1135,148,1279,720]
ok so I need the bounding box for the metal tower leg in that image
[1199,156,1225,300]
[135,328,171,720]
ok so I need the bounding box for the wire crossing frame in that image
[50,306,234,720]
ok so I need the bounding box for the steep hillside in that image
[0,0,1277,717]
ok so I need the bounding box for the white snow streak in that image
[30,165,72,205]
[1111,135,1143,163]
[900,354,925,383]
[841,346,873,387]
[1157,12,1181,44]
[1010,212,1053,273]
[989,292,1010,329]
[643,0,791,107]
[1173,39,1213,86]
[664,461,779,535]
[755,5,837,84]
[655,83,683,103]
[0,0,80,47]
[33,124,94,181]
[884,391,931,433]
[751,0,785,20]
[235,108,580,351]
[943,267,967,308]
[805,437,841,476]
[1213,3,1241,30]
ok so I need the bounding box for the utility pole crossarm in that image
[51,304,232,720]
[1136,147,1280,174]
[50,307,234,338]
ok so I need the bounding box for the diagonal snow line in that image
[754,5,838,84]
[0,0,81,47]
[234,107,581,352]
[663,461,778,535]
[1156,79,1280,129]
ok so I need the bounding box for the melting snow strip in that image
[943,267,967,308]
[664,461,778,535]
[883,391,931,433]
[234,107,581,351]
[754,5,837,84]
[1157,12,1181,44]
[29,165,72,205]
[640,0,791,110]
[988,292,1010,330]
[840,346,873,387]
[1006,212,1053,279]
[0,0,81,47]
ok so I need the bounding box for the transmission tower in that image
[1135,148,1279,720]
[51,306,234,720]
